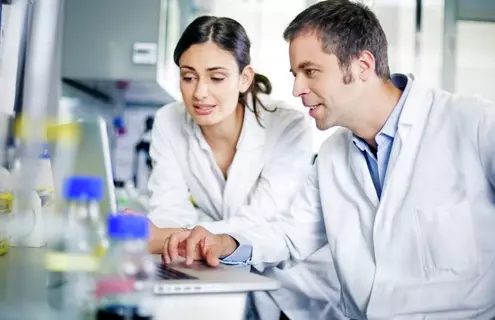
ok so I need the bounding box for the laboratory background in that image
[0,0,494,319]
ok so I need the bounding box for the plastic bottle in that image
[96,213,155,320]
[44,176,107,318]
[35,143,55,209]
[0,167,13,255]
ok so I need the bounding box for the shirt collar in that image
[352,73,411,150]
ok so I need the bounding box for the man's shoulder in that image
[318,128,352,155]
[430,90,494,131]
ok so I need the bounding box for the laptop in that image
[49,114,117,216]
[154,259,280,295]
[51,114,279,295]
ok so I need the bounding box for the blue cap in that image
[40,143,50,159]
[107,214,149,240]
[64,176,103,201]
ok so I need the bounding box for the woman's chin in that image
[193,115,220,127]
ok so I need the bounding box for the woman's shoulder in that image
[155,101,187,122]
[153,101,192,137]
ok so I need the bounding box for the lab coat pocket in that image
[414,200,478,278]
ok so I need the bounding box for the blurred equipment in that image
[50,116,118,217]
[132,115,154,188]
[45,176,107,318]
[9,142,54,248]
[0,166,12,255]
[61,0,178,107]
[96,214,155,320]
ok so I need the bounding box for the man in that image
[162,1,495,318]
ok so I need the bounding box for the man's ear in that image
[357,50,376,81]
[240,65,255,93]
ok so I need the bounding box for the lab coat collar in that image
[381,74,434,196]
[184,98,268,218]
[348,73,434,208]
[183,97,266,152]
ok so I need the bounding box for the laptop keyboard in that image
[156,263,198,280]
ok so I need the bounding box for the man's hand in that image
[162,226,239,267]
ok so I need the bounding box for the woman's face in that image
[178,41,253,126]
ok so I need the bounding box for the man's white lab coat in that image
[147,99,340,319]
[236,75,495,319]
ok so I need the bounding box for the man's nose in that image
[292,76,309,97]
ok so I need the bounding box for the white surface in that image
[132,42,158,65]
[0,248,250,320]
[0,1,26,115]
[455,21,495,103]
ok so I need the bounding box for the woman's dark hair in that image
[173,16,274,126]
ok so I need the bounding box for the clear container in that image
[0,167,13,255]
[96,214,155,320]
[44,176,106,318]
[0,192,13,255]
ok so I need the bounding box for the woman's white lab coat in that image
[236,75,495,319]
[147,98,339,319]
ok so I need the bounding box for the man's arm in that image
[231,163,327,272]
[477,97,495,187]
[163,164,328,270]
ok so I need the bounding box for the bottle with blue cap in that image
[45,175,108,319]
[95,213,155,320]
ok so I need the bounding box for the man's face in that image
[289,32,362,130]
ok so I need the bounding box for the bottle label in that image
[95,277,135,299]
[45,252,98,272]
[0,193,12,255]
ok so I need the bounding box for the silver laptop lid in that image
[49,115,117,216]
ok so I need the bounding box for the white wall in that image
[455,21,495,102]
[208,0,336,152]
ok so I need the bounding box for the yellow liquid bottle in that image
[0,193,13,255]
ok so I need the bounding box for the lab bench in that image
[0,248,248,320]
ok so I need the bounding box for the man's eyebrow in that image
[289,61,318,74]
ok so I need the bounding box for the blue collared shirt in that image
[352,74,411,198]
[222,73,412,264]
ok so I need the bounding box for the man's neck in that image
[201,104,245,149]
[347,79,403,148]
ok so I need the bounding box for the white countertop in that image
[0,247,249,320]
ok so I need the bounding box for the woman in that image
[146,16,320,319]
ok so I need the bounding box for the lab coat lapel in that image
[380,78,434,210]
[348,137,379,209]
[185,116,224,220]
[222,108,266,217]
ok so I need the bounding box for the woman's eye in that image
[182,76,194,82]
[211,77,225,82]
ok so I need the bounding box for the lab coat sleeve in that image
[196,112,314,235]
[477,97,495,187]
[231,163,328,273]
[147,115,200,228]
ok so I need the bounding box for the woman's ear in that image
[239,65,255,93]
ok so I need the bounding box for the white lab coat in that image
[147,98,339,319]
[236,75,495,319]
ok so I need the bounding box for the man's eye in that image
[305,69,317,76]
